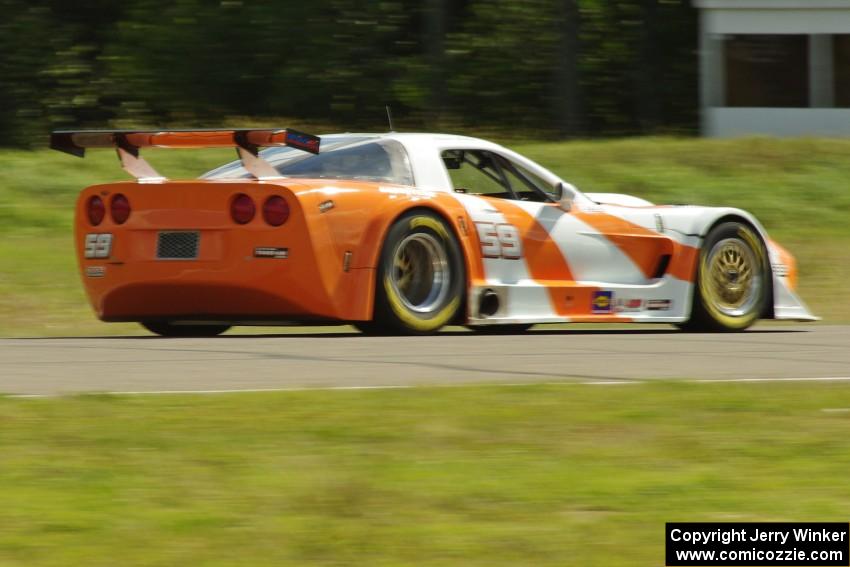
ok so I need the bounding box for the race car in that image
[50,128,816,336]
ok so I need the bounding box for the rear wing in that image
[49,128,321,181]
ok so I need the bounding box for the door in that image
[441,148,674,320]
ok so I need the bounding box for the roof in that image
[694,0,850,9]
[325,132,487,144]
[695,0,850,33]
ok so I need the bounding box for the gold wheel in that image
[702,238,760,317]
[684,222,768,332]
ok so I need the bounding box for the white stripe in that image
[689,376,850,383]
[453,193,556,319]
[4,376,850,398]
[533,203,648,284]
[4,385,414,398]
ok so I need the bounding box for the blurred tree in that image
[423,0,447,124]
[441,0,560,133]
[0,0,698,146]
[636,0,662,132]
[0,2,58,145]
[553,0,583,137]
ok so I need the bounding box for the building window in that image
[835,35,850,108]
[724,35,809,108]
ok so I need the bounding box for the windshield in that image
[202,136,415,186]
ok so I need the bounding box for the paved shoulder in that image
[0,326,848,396]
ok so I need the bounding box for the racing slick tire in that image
[680,221,770,332]
[466,324,533,334]
[141,322,231,337]
[371,211,465,335]
[350,320,387,335]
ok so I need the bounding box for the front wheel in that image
[371,211,465,335]
[141,322,231,337]
[682,221,770,332]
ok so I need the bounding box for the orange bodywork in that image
[75,179,480,323]
[768,238,799,291]
[61,129,816,328]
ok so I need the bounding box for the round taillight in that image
[263,196,290,227]
[87,196,105,226]
[230,193,255,224]
[110,193,131,225]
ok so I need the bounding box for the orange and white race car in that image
[51,128,816,336]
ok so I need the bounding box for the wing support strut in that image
[50,128,322,182]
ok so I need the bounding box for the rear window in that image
[202,137,414,186]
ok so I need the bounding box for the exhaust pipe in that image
[478,289,500,318]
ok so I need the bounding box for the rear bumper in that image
[77,225,374,323]
[84,256,374,323]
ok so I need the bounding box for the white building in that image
[695,0,850,137]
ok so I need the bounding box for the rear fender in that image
[300,186,480,320]
[358,197,476,268]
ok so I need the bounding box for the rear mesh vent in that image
[157,231,200,260]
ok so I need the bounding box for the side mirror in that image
[556,182,573,212]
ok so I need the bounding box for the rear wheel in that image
[681,221,769,332]
[370,211,465,335]
[141,322,231,337]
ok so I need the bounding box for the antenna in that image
[385,105,396,132]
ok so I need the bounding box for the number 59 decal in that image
[84,233,113,259]
[475,222,522,259]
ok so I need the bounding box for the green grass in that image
[0,382,849,566]
[1,136,849,336]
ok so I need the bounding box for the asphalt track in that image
[0,324,848,396]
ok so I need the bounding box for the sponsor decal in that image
[84,233,113,259]
[592,291,614,314]
[615,298,643,312]
[647,299,672,311]
[85,266,106,278]
[254,247,288,259]
[284,130,321,153]
[772,263,789,277]
[318,200,335,213]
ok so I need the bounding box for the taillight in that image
[263,196,290,226]
[230,193,255,224]
[87,196,105,226]
[110,193,131,225]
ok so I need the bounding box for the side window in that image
[278,140,414,185]
[496,156,558,202]
[441,150,511,198]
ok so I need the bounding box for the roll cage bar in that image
[444,149,557,203]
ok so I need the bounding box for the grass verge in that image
[1,382,849,566]
[1,136,848,336]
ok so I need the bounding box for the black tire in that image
[141,322,231,337]
[681,221,770,332]
[351,320,387,335]
[466,324,533,334]
[371,211,465,335]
